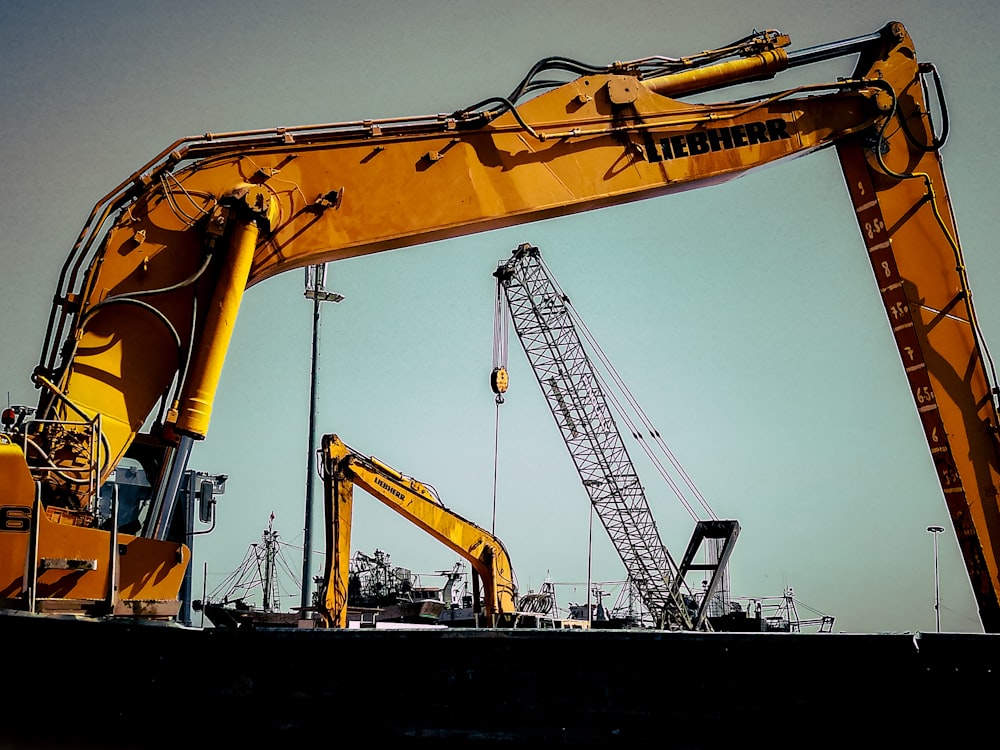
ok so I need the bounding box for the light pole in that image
[927,525,945,632]
[301,264,343,615]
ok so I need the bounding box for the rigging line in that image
[569,311,715,518]
[534,256,677,432]
[493,279,509,372]
[586,358,700,520]
[537,255,717,519]
[581,332,713,518]
[585,352,698,519]
[209,551,259,599]
[491,271,509,536]
[492,400,501,536]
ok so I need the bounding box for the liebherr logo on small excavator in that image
[641,118,791,162]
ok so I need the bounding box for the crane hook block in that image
[491,366,509,396]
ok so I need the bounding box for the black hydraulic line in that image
[918,63,949,148]
[506,56,612,103]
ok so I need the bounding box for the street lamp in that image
[927,525,945,632]
[301,264,344,615]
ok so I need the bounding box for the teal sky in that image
[2,0,998,632]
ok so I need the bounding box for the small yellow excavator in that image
[316,434,518,628]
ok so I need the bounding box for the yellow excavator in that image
[2,21,999,630]
[316,434,517,628]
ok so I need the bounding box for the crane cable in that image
[490,280,510,535]
[536,254,718,522]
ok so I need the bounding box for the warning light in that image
[1,408,16,427]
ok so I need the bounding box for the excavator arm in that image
[29,24,889,513]
[830,37,1000,630]
[4,21,999,629]
[317,434,517,628]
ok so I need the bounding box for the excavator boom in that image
[35,29,887,488]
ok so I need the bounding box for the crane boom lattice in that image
[494,243,698,630]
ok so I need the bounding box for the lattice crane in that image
[494,243,738,629]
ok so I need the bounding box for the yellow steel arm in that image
[832,31,1000,630]
[317,434,517,627]
[32,25,891,514]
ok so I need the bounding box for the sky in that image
[2,0,998,633]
